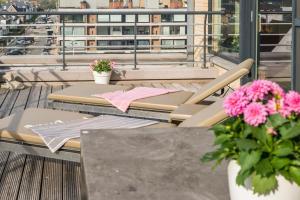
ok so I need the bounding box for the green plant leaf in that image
[236,139,259,151]
[280,123,300,140]
[268,114,289,128]
[239,151,262,173]
[289,166,300,186]
[251,126,272,149]
[242,124,252,138]
[291,160,300,166]
[236,169,253,186]
[211,124,227,135]
[252,174,278,195]
[280,170,293,182]
[273,141,294,157]
[255,159,273,176]
[214,134,232,145]
[271,157,290,170]
[201,150,223,163]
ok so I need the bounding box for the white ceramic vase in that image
[93,71,111,84]
[228,160,300,200]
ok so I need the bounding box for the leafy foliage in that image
[90,59,114,73]
[202,115,300,195]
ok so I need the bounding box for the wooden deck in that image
[0,82,205,200]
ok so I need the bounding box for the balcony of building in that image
[0,0,297,199]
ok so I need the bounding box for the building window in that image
[161,14,172,22]
[161,39,186,49]
[97,40,109,49]
[97,26,110,35]
[138,40,150,49]
[173,14,186,22]
[137,26,150,35]
[63,41,85,52]
[138,15,150,23]
[111,27,122,35]
[110,15,122,22]
[161,14,186,22]
[123,26,134,35]
[162,26,186,35]
[62,27,85,36]
[64,15,85,23]
[98,15,110,22]
[126,15,135,22]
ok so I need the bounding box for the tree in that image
[0,0,7,5]
[38,0,58,10]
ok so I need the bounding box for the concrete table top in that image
[81,128,229,200]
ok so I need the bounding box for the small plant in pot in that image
[90,59,115,84]
[202,80,300,200]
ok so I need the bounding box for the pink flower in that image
[110,61,116,68]
[247,80,274,101]
[270,82,285,99]
[244,102,268,126]
[285,91,300,113]
[224,88,249,117]
[267,127,277,135]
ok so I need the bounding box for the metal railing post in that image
[133,13,138,70]
[62,14,66,70]
[203,13,208,68]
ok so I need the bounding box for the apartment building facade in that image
[58,0,190,54]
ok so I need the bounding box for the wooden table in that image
[80,128,230,200]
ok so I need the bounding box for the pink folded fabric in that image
[93,87,179,112]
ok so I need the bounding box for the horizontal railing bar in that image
[260,60,291,63]
[260,11,292,14]
[0,33,234,38]
[260,44,291,47]
[260,34,290,36]
[0,10,224,16]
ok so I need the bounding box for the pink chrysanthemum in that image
[244,102,268,126]
[266,98,290,118]
[224,88,249,117]
[285,91,300,113]
[270,82,285,99]
[247,80,274,101]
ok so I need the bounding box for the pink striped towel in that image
[93,87,179,112]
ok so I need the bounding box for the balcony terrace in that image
[0,2,296,199]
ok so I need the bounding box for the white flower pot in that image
[228,160,300,200]
[93,71,111,84]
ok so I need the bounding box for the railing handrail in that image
[0,10,225,16]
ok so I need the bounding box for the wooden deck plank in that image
[191,83,203,90]
[0,90,20,118]
[161,83,177,89]
[62,161,80,200]
[38,86,51,109]
[40,158,63,200]
[182,83,201,92]
[0,153,26,199]
[171,83,190,91]
[151,83,165,88]
[26,86,42,109]
[10,87,31,115]
[51,85,63,93]
[0,152,10,180]
[17,156,44,200]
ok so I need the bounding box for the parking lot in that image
[2,16,57,56]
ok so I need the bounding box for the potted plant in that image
[90,59,115,84]
[202,80,300,200]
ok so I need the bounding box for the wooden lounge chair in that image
[47,59,253,121]
[0,100,226,162]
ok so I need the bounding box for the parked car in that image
[6,49,25,55]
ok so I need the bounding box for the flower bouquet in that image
[90,59,115,84]
[202,80,300,200]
